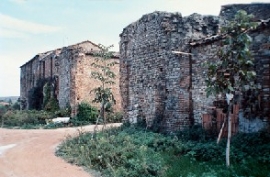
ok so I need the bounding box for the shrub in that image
[44,97,59,112]
[76,102,98,123]
[176,125,217,142]
[54,108,71,117]
[2,110,52,127]
[106,111,123,123]
[12,101,20,110]
[57,126,168,177]
[0,105,8,126]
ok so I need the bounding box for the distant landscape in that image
[0,96,19,104]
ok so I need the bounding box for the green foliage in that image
[54,108,71,117]
[176,125,217,142]
[106,112,123,123]
[43,122,66,129]
[180,130,270,164]
[57,125,270,176]
[0,105,8,127]
[90,44,117,124]
[43,80,59,112]
[12,101,20,110]
[0,105,8,116]
[205,10,261,167]
[57,126,170,177]
[44,97,59,112]
[76,102,98,123]
[27,78,60,112]
[205,10,260,115]
[1,110,52,127]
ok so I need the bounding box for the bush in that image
[44,98,59,112]
[0,105,8,126]
[57,126,168,177]
[12,101,20,110]
[2,110,52,127]
[54,108,71,117]
[106,112,123,123]
[76,102,98,123]
[176,125,217,142]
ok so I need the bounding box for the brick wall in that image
[20,41,122,114]
[120,4,270,133]
[120,12,221,132]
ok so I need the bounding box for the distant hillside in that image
[0,96,19,104]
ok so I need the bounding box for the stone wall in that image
[120,4,270,133]
[20,41,122,114]
[120,12,222,132]
[191,43,219,124]
[191,22,270,130]
[20,50,60,109]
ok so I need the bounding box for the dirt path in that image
[0,124,121,177]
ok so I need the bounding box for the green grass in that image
[56,125,270,177]
[165,155,270,177]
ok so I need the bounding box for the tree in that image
[205,10,259,167]
[8,99,12,106]
[90,44,117,133]
[0,105,8,127]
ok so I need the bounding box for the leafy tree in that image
[90,44,117,132]
[205,10,259,167]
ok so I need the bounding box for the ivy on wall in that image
[28,77,59,111]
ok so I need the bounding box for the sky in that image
[0,0,269,97]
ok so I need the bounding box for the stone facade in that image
[120,4,270,133]
[20,41,121,114]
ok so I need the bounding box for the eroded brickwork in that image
[20,41,121,114]
[120,4,270,132]
[120,12,221,132]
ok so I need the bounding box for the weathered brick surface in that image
[20,41,121,114]
[120,11,221,132]
[120,4,270,133]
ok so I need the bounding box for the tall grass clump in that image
[57,126,172,177]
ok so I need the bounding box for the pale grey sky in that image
[0,0,269,96]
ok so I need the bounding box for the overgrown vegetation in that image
[90,44,118,132]
[205,10,260,166]
[1,110,51,128]
[70,102,98,126]
[57,125,270,177]
[27,78,59,111]
[0,100,121,129]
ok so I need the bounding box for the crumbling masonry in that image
[119,4,270,133]
[20,41,121,114]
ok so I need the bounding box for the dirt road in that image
[0,124,121,177]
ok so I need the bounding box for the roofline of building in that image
[20,40,104,68]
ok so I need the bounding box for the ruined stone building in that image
[20,41,121,114]
[119,4,270,133]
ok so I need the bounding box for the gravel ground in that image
[0,124,121,177]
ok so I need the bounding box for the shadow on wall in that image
[239,111,268,133]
